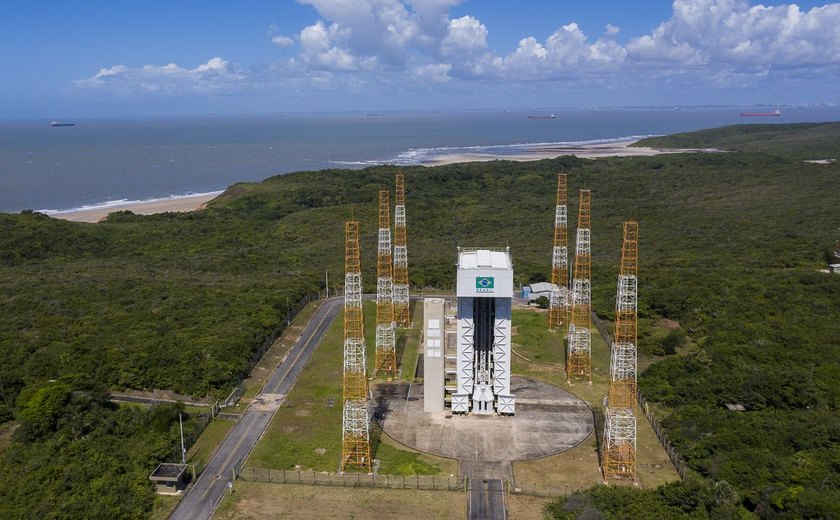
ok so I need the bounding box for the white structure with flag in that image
[451,248,515,415]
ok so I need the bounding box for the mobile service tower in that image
[451,248,515,415]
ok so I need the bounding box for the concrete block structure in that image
[149,463,188,495]
[451,248,515,415]
[423,298,446,412]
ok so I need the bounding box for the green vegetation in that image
[0,122,839,516]
[635,121,840,159]
[0,377,201,519]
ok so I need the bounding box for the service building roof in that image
[458,248,511,270]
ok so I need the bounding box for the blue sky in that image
[2,0,838,117]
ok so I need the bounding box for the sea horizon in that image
[3,106,840,214]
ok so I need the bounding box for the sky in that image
[2,0,839,118]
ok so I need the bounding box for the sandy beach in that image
[421,139,698,166]
[48,192,223,223]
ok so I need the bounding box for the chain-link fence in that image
[240,468,466,491]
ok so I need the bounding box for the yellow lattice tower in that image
[393,173,410,326]
[567,190,592,380]
[604,221,639,483]
[375,189,397,375]
[609,222,638,410]
[548,173,569,330]
[341,221,370,471]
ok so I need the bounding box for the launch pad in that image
[374,376,594,464]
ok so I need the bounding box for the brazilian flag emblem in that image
[476,276,494,292]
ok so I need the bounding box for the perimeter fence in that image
[239,468,466,491]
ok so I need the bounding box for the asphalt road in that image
[469,479,507,520]
[169,297,343,520]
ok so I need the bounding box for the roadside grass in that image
[215,481,466,520]
[149,495,180,520]
[240,300,322,402]
[247,301,454,474]
[510,308,680,489]
[188,418,235,474]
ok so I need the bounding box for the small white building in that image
[451,248,515,415]
[525,281,559,304]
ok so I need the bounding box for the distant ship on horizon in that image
[50,120,76,127]
[739,109,781,117]
[527,113,557,119]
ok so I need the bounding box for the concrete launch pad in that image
[373,376,594,465]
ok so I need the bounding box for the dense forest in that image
[0,122,839,516]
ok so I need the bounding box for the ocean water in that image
[1,106,839,214]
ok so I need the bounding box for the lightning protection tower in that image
[567,190,592,381]
[548,173,569,330]
[341,221,371,472]
[375,189,397,376]
[603,221,639,482]
[393,173,410,327]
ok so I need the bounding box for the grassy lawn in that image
[247,301,454,474]
[510,307,680,490]
[215,481,466,520]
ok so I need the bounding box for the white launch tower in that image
[451,248,515,415]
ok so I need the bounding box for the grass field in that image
[215,481,466,519]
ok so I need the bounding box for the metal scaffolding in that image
[567,190,592,381]
[341,221,370,472]
[393,173,410,327]
[375,189,397,376]
[604,221,639,482]
[548,173,569,330]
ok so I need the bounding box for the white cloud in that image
[74,57,244,94]
[75,1,840,102]
[272,35,295,47]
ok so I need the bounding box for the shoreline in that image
[420,139,698,166]
[44,139,710,223]
[46,192,223,223]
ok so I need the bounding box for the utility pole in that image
[179,413,186,464]
[326,268,329,299]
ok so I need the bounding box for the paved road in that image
[469,479,507,520]
[169,297,343,520]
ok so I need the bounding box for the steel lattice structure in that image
[375,189,397,375]
[567,190,592,380]
[602,406,637,481]
[604,221,639,482]
[548,173,569,330]
[393,173,410,327]
[341,221,370,471]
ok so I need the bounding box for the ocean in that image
[1,106,839,214]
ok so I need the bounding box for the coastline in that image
[46,192,223,223]
[421,139,688,166]
[43,139,706,223]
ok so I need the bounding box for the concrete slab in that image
[374,376,594,468]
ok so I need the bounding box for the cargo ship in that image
[527,114,556,119]
[739,109,781,117]
[50,120,75,127]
